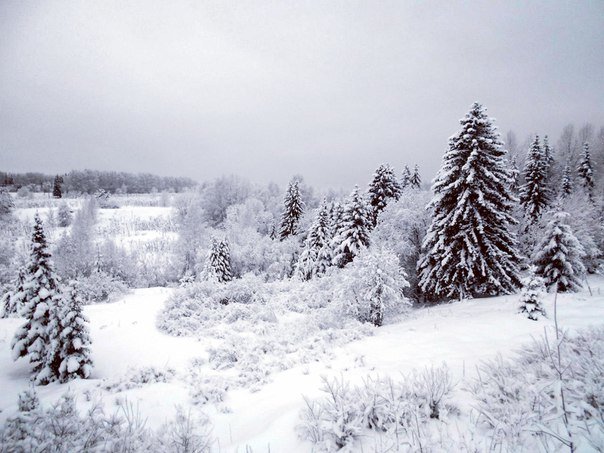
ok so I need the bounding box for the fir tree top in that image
[410,165,421,189]
[519,135,550,223]
[367,163,401,227]
[401,165,411,189]
[333,186,371,267]
[279,180,305,240]
[561,162,573,198]
[576,142,595,200]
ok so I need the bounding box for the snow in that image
[1,277,603,451]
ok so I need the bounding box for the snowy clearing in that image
[1,277,602,451]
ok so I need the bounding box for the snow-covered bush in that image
[227,228,299,280]
[57,201,73,227]
[75,270,129,304]
[299,377,364,450]
[156,276,270,336]
[333,247,410,326]
[53,197,98,279]
[299,365,456,451]
[187,359,230,405]
[102,366,176,392]
[0,187,14,217]
[0,391,214,452]
[198,175,252,227]
[153,406,213,453]
[370,190,431,300]
[469,326,604,451]
[558,192,603,273]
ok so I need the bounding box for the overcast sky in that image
[1,1,603,188]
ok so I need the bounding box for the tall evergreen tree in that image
[295,201,333,280]
[328,201,345,254]
[533,212,584,292]
[367,164,402,227]
[410,165,422,189]
[279,180,304,240]
[509,155,520,194]
[52,175,63,199]
[519,136,550,223]
[542,135,555,197]
[417,103,521,300]
[576,142,595,200]
[57,283,93,382]
[11,215,65,384]
[561,162,573,198]
[401,165,412,190]
[332,186,371,268]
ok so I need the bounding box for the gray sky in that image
[1,1,603,189]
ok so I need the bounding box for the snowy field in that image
[1,277,602,451]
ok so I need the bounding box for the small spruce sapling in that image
[533,212,585,293]
[518,268,546,321]
[1,267,26,318]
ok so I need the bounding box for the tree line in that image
[0,169,196,194]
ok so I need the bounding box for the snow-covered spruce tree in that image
[295,201,333,280]
[202,237,232,283]
[11,214,65,385]
[417,103,521,300]
[533,212,585,292]
[519,136,550,223]
[57,283,93,382]
[561,162,573,198]
[410,165,422,189]
[332,186,371,268]
[509,155,520,194]
[279,180,305,240]
[217,238,233,282]
[576,142,595,200]
[367,164,402,227]
[401,165,412,190]
[518,268,546,321]
[52,175,63,199]
[1,267,26,318]
[336,247,410,326]
[329,201,344,237]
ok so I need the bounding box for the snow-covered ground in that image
[1,277,602,451]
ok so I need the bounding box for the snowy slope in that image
[0,278,603,452]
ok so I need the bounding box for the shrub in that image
[101,366,176,392]
[299,365,456,451]
[156,276,269,336]
[0,390,214,452]
[75,271,129,304]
